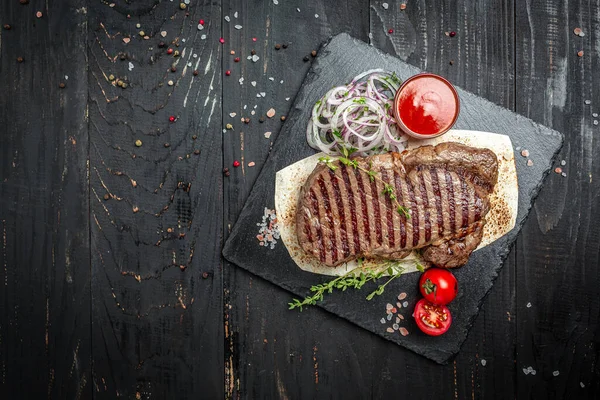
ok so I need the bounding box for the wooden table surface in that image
[1,0,599,399]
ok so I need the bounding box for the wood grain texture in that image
[515,0,600,397]
[87,1,223,398]
[0,0,90,398]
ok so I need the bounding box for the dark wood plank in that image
[223,0,516,398]
[0,0,91,398]
[220,1,371,398]
[87,1,223,398]
[515,1,600,398]
[371,0,518,397]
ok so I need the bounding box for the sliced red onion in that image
[306,70,407,156]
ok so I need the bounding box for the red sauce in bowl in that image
[393,73,459,138]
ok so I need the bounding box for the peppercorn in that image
[108,74,115,81]
[16,57,23,63]
[179,265,186,271]
[59,82,66,89]
[173,50,179,57]
[226,123,233,130]
[449,60,454,65]
[135,139,142,147]
[192,135,197,140]
[193,149,200,155]
[259,117,265,123]
[234,57,240,62]
[282,43,288,49]
[179,3,186,10]
[3,24,11,30]
[20,0,29,4]
[193,70,199,76]
[244,117,250,124]
[122,82,128,88]
[120,53,126,60]
[449,31,456,37]
[164,143,170,148]
[103,194,110,201]
[158,41,165,48]
[303,55,309,62]
[225,70,231,76]
[311,50,317,57]
[274,44,281,50]
[233,160,240,167]
[169,116,176,122]
[202,272,209,279]
[167,48,174,55]
[139,30,145,36]
[251,49,256,55]
[280,115,286,121]
[225,171,230,177]
[171,66,177,72]
[223,167,229,173]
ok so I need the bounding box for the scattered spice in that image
[554,167,562,174]
[135,139,143,147]
[139,30,145,36]
[399,327,409,336]
[164,143,170,148]
[36,11,42,18]
[398,292,407,300]
[264,131,272,138]
[123,37,131,44]
[303,55,310,62]
[449,31,456,37]
[103,194,110,201]
[280,116,286,121]
[248,161,256,167]
[133,206,139,213]
[167,48,174,55]
[256,207,280,249]
[20,0,29,4]
[16,57,24,63]
[179,3,187,9]
[527,159,533,167]
[266,108,276,118]
[194,149,200,155]
[3,24,11,30]
[521,149,529,157]
[244,117,250,124]
[311,50,317,57]
[59,82,66,89]
[275,43,281,50]
[233,160,240,167]
[173,50,179,57]
[219,37,225,44]
[234,57,240,62]
[199,19,205,25]
[578,50,584,57]
[251,49,257,55]
[193,70,199,76]
[158,41,166,48]
[252,37,257,42]
[171,66,177,72]
[449,60,454,65]
[226,123,233,130]
[167,80,174,86]
[192,135,197,140]
[400,3,407,10]
[388,28,394,34]
[259,116,265,123]
[225,70,231,76]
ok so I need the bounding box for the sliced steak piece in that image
[296,142,498,268]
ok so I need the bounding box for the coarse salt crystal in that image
[386,303,393,309]
[585,100,591,105]
[315,14,319,18]
[251,81,257,87]
[399,327,409,336]
[386,327,394,333]
[594,120,598,125]
[561,160,566,166]
[252,55,260,62]
[128,62,134,71]
[161,31,167,37]
[382,2,389,9]
[234,25,243,30]
[234,12,238,18]
[267,108,276,118]
[398,292,407,300]
[251,110,255,115]
[297,7,300,12]
[580,382,585,388]
[380,318,386,324]
[260,92,266,97]
[273,0,278,4]
[229,112,237,117]
[268,77,275,81]
[392,323,399,330]
[285,97,290,101]
[402,301,408,307]
[201,34,207,40]
[481,359,487,366]
[553,370,560,376]
[386,313,393,321]
[248,162,255,167]
[526,302,532,308]
[593,113,598,118]
[198,24,204,30]
[224,16,230,22]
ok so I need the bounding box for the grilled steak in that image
[296,142,499,268]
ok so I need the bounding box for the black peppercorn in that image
[282,43,288,49]
[259,117,265,123]
[251,49,256,55]
[303,55,309,62]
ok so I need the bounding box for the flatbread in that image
[275,130,518,276]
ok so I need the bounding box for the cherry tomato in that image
[419,268,458,305]
[413,299,452,336]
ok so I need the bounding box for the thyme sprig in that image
[319,149,411,219]
[288,261,406,311]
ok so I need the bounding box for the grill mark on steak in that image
[328,169,350,259]
[341,166,361,253]
[419,172,432,242]
[460,176,469,228]
[317,176,338,263]
[308,188,326,262]
[369,172,384,247]
[444,170,456,232]
[430,167,444,236]
[381,169,396,248]
[405,177,420,247]
[296,142,499,268]
[354,168,372,248]
[393,170,407,248]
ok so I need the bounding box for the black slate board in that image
[222,33,563,364]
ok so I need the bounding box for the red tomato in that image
[413,299,452,336]
[419,268,458,305]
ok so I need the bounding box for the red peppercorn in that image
[388,28,394,34]
[167,48,174,55]
[234,57,240,62]
[449,31,456,37]
[219,37,225,44]
[252,37,257,42]
[225,70,231,76]
[169,116,176,122]
[199,19,205,25]
[233,160,240,167]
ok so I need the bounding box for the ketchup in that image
[394,73,459,137]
